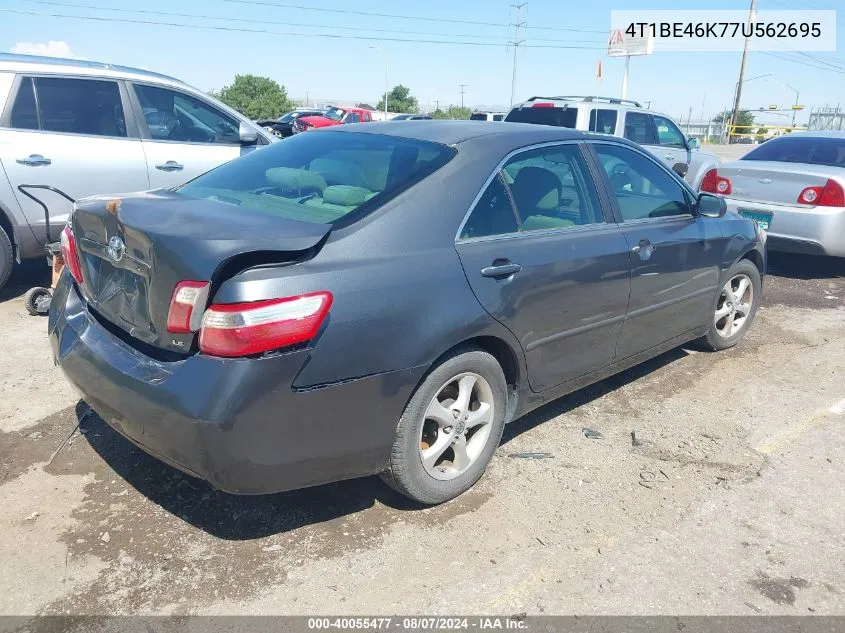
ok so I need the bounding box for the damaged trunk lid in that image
[71,190,331,354]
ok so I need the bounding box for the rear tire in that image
[23,287,52,315]
[699,259,761,351]
[0,227,13,294]
[380,348,507,505]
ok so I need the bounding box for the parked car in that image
[50,121,765,505]
[292,106,373,133]
[470,111,506,121]
[504,96,720,190]
[0,53,274,292]
[700,131,845,257]
[256,109,326,138]
[391,114,433,121]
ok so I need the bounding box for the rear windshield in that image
[742,136,845,168]
[505,106,578,128]
[178,132,456,225]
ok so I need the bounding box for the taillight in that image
[199,291,333,358]
[60,225,83,284]
[167,280,210,333]
[798,179,845,207]
[531,102,555,108]
[700,169,732,195]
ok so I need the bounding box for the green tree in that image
[430,105,472,120]
[376,85,419,114]
[214,75,295,120]
[712,109,755,135]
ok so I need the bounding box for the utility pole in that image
[435,99,440,112]
[728,0,757,142]
[458,84,467,109]
[509,2,527,106]
[305,91,310,107]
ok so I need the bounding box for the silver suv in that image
[505,96,719,190]
[0,54,273,291]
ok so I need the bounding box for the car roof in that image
[330,119,606,146]
[776,130,845,138]
[0,53,191,89]
[509,96,672,119]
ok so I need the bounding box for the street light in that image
[370,45,389,119]
[781,82,800,129]
[725,73,775,141]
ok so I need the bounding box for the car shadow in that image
[77,347,691,540]
[0,259,50,302]
[766,252,845,280]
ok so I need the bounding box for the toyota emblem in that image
[107,236,126,263]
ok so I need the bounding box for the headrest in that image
[511,166,561,210]
[322,185,372,207]
[266,168,327,193]
[521,215,575,231]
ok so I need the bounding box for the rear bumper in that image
[48,274,425,494]
[723,198,845,257]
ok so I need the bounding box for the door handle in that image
[632,239,656,260]
[480,262,522,278]
[663,155,675,161]
[155,160,184,172]
[16,154,51,166]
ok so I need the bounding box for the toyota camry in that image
[49,121,766,504]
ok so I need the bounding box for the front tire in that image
[381,348,507,505]
[0,226,13,294]
[700,259,762,351]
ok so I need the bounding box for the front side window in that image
[16,77,126,137]
[134,84,240,144]
[653,115,686,148]
[502,145,603,231]
[594,144,689,221]
[346,112,361,124]
[323,107,346,122]
[589,109,618,135]
[179,131,455,225]
[623,112,656,145]
[460,174,519,239]
[493,114,504,121]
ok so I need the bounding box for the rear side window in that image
[10,77,126,137]
[470,113,488,121]
[742,136,845,167]
[493,114,504,121]
[460,174,519,239]
[505,106,578,128]
[346,112,361,123]
[502,145,603,230]
[589,109,617,134]
[10,77,38,130]
[623,112,656,145]
[179,132,456,225]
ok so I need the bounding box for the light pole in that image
[370,45,389,119]
[723,72,773,141]
[782,82,799,129]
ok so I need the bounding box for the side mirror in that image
[238,121,259,145]
[687,137,700,150]
[672,162,689,178]
[696,192,727,218]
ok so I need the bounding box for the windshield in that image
[279,112,298,123]
[324,107,346,122]
[742,136,845,168]
[178,132,456,225]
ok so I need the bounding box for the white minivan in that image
[0,53,274,291]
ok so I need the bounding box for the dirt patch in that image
[0,406,80,485]
[749,572,811,606]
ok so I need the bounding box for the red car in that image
[293,106,373,133]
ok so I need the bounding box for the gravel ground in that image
[0,253,843,616]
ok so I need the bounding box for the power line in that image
[214,0,607,34]
[758,51,845,74]
[0,8,609,49]
[17,0,606,44]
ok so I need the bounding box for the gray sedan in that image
[700,131,845,257]
[49,122,765,505]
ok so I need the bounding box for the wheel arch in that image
[740,248,765,275]
[0,202,15,255]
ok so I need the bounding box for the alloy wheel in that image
[715,273,754,338]
[419,372,495,481]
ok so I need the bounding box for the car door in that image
[455,142,632,393]
[130,83,247,189]
[589,141,724,359]
[0,75,149,244]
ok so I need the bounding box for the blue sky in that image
[3,0,843,125]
